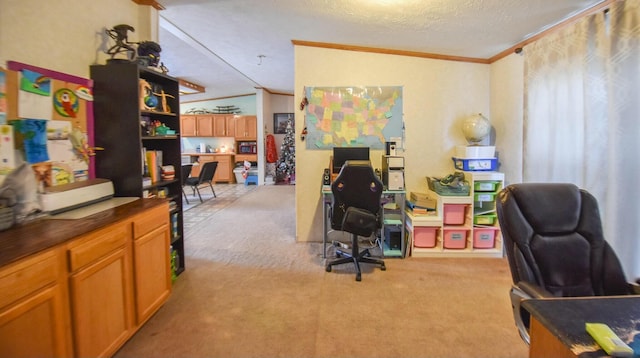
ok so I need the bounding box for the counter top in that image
[183,153,235,156]
[522,296,640,357]
[0,198,168,268]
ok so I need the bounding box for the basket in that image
[427,177,470,196]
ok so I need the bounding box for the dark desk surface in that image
[523,296,640,357]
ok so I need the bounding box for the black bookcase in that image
[90,62,185,275]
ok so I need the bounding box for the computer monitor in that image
[332,146,370,174]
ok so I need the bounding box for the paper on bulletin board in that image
[0,125,15,175]
[18,69,52,120]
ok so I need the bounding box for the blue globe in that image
[145,94,158,108]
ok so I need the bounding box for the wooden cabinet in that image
[195,154,235,183]
[180,115,197,136]
[91,62,185,275]
[67,221,133,358]
[235,115,257,140]
[0,248,71,357]
[132,204,171,325]
[181,115,214,137]
[213,114,235,137]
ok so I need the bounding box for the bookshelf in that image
[90,62,185,275]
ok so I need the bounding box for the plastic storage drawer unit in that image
[443,228,469,249]
[443,204,467,225]
[413,227,438,248]
[473,227,499,249]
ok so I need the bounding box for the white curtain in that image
[523,0,640,279]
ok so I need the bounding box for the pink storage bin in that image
[414,227,438,248]
[443,228,469,249]
[473,227,499,249]
[443,204,467,225]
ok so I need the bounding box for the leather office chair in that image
[325,160,386,281]
[496,183,639,345]
[181,164,193,204]
[183,161,217,203]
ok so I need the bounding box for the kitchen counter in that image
[0,198,168,268]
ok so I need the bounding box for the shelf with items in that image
[407,171,504,258]
[91,62,185,276]
[380,191,406,258]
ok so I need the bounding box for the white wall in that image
[0,0,154,79]
[294,46,492,242]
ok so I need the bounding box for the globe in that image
[462,113,491,144]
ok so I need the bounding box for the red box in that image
[443,204,467,225]
[414,227,438,248]
[443,228,469,249]
[473,227,498,248]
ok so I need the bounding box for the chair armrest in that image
[517,281,554,299]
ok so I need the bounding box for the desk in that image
[522,296,640,357]
[321,185,406,258]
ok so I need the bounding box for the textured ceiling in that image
[157,0,605,102]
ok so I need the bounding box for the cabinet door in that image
[212,156,230,182]
[0,249,71,357]
[235,115,257,140]
[133,224,171,325]
[181,116,197,137]
[225,115,236,137]
[196,115,214,137]
[69,248,133,358]
[213,115,227,136]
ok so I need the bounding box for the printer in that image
[382,155,404,190]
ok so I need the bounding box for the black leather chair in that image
[325,160,386,281]
[496,183,639,344]
[183,161,217,203]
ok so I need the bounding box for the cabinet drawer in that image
[68,223,130,272]
[133,203,169,239]
[0,249,58,309]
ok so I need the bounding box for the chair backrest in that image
[198,161,218,184]
[181,164,192,184]
[496,183,630,297]
[330,160,383,233]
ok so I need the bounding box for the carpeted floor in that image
[115,184,529,358]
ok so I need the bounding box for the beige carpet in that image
[115,185,529,358]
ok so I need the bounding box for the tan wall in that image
[294,46,493,242]
[0,0,155,79]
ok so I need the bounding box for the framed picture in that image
[274,113,293,134]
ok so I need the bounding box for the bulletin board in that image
[3,61,95,187]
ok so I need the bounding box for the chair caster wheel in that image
[381,265,386,271]
[326,266,332,272]
[356,273,361,281]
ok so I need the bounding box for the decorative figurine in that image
[105,24,137,62]
[137,41,162,68]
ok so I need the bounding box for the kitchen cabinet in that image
[235,115,257,140]
[91,62,185,275]
[0,199,172,357]
[194,154,235,183]
[67,221,134,358]
[213,114,235,137]
[0,248,72,357]
[132,204,171,325]
[180,115,213,137]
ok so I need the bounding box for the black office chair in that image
[183,161,217,203]
[325,160,386,281]
[496,183,639,345]
[181,164,193,204]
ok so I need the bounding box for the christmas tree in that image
[276,119,295,183]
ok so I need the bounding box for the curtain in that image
[523,0,640,279]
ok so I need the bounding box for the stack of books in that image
[406,191,436,215]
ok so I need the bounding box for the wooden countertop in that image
[0,198,168,268]
[183,153,235,156]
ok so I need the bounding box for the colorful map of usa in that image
[305,86,403,149]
